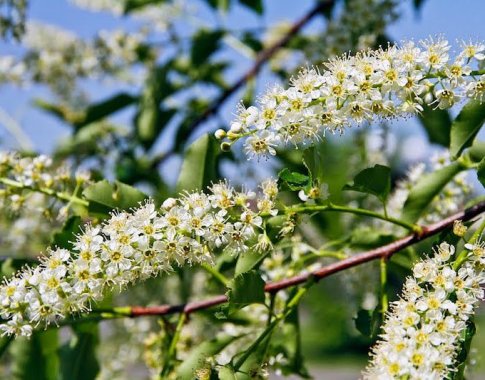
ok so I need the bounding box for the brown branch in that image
[151,0,334,168]
[130,200,485,317]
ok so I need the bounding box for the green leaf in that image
[176,133,219,193]
[218,270,265,318]
[1,257,37,279]
[478,157,485,188]
[354,308,382,340]
[235,251,268,276]
[401,161,465,223]
[453,319,476,379]
[218,366,237,379]
[123,0,166,13]
[303,146,325,183]
[135,65,175,149]
[227,270,265,306]
[191,29,225,66]
[83,180,147,215]
[271,306,310,378]
[60,322,100,380]
[343,164,391,203]
[51,216,82,250]
[176,335,240,379]
[418,103,452,146]
[11,330,59,380]
[239,0,263,14]
[467,140,485,163]
[278,168,310,191]
[204,0,231,11]
[35,93,136,131]
[450,100,485,158]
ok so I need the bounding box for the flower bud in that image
[453,220,467,237]
[214,129,226,139]
[161,197,177,210]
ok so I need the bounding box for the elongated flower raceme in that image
[0,152,90,218]
[218,37,485,159]
[363,240,485,379]
[0,180,279,337]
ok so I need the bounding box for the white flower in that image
[364,239,485,379]
[224,37,485,159]
[0,180,278,336]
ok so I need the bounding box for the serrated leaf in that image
[191,29,225,66]
[401,161,465,223]
[176,133,219,193]
[239,0,263,14]
[176,335,240,379]
[278,168,310,191]
[51,216,82,250]
[450,100,485,158]
[343,164,391,203]
[227,270,265,306]
[478,157,485,188]
[418,103,452,146]
[235,251,268,276]
[60,322,100,380]
[11,330,59,380]
[83,180,147,215]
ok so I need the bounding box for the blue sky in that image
[0,0,484,157]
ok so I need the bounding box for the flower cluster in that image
[364,240,485,379]
[219,37,485,159]
[0,21,156,98]
[0,152,90,217]
[0,180,279,336]
[0,0,27,40]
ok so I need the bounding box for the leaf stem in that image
[287,203,420,232]
[160,312,187,378]
[380,257,388,316]
[0,177,89,207]
[201,263,229,287]
[233,282,312,371]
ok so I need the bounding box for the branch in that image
[128,200,485,317]
[151,0,335,167]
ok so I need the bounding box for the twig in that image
[128,200,485,317]
[151,0,335,167]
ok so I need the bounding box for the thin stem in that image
[380,257,388,316]
[201,263,229,287]
[453,216,485,270]
[287,203,420,233]
[160,313,187,378]
[0,177,89,207]
[233,284,310,371]
[125,200,485,318]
